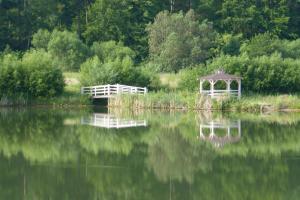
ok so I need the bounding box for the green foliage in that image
[207,53,300,93]
[48,30,89,71]
[280,39,300,59]
[218,0,289,38]
[216,34,243,56]
[240,33,281,57]
[22,50,65,97]
[80,56,150,87]
[31,29,51,49]
[91,41,136,62]
[178,66,206,91]
[240,33,300,60]
[147,10,217,72]
[0,50,64,99]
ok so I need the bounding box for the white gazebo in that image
[199,69,242,99]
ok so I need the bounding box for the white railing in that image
[81,84,147,98]
[81,113,147,129]
[201,90,239,98]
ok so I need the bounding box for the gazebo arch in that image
[199,69,242,99]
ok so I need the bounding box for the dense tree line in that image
[1,0,300,96]
[1,0,299,55]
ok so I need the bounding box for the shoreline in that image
[1,92,300,113]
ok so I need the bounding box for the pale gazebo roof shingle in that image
[200,69,241,81]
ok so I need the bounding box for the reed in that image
[109,92,300,112]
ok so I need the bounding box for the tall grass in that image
[109,92,300,112]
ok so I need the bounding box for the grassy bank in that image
[108,92,300,112]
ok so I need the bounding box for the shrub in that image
[31,29,51,49]
[240,33,300,60]
[91,41,135,62]
[207,53,300,93]
[22,50,65,97]
[0,54,25,97]
[215,34,242,56]
[240,32,281,58]
[80,56,150,87]
[0,50,64,98]
[177,66,206,91]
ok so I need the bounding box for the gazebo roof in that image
[200,69,241,81]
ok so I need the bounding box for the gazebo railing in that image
[201,90,239,98]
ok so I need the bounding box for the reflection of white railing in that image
[201,90,238,97]
[81,113,147,129]
[81,84,147,98]
[199,120,241,148]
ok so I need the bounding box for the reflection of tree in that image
[146,127,215,184]
[0,109,299,199]
[0,109,81,163]
[77,126,147,155]
[187,156,290,200]
[221,121,300,156]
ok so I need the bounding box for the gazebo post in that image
[226,80,231,96]
[200,80,203,94]
[210,80,215,98]
[238,80,241,99]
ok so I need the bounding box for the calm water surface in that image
[0,107,299,200]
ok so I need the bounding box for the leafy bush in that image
[32,29,89,71]
[0,50,64,98]
[240,33,281,58]
[178,66,206,91]
[215,34,242,56]
[0,54,25,97]
[91,41,135,62]
[207,53,300,93]
[240,33,300,60]
[31,29,51,49]
[80,56,150,87]
[22,50,65,97]
[280,39,300,59]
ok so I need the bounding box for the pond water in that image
[0,107,299,199]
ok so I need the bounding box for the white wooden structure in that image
[198,119,241,148]
[199,69,242,99]
[81,113,147,129]
[81,84,147,99]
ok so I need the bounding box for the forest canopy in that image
[1,0,300,95]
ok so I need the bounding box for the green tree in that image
[91,41,135,62]
[47,29,89,71]
[218,0,289,38]
[240,32,281,57]
[147,10,217,72]
[31,29,51,49]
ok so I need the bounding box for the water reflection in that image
[198,119,241,148]
[81,113,147,128]
[0,108,299,199]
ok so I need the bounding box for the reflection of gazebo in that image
[199,69,242,99]
[198,120,241,148]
